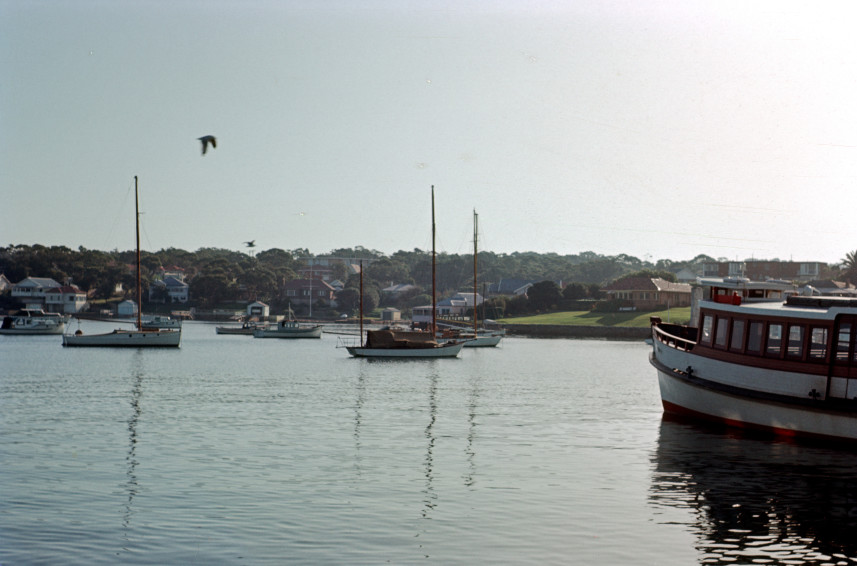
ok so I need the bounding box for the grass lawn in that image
[498,307,691,328]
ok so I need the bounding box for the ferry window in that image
[701,315,713,344]
[766,323,783,357]
[747,321,763,353]
[836,323,852,362]
[715,317,729,348]
[809,327,828,361]
[730,320,745,351]
[787,325,805,359]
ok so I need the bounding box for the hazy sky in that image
[3,0,857,264]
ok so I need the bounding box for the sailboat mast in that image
[473,209,478,334]
[359,259,364,345]
[431,186,437,335]
[134,176,142,331]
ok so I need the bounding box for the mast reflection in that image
[123,355,144,534]
[422,372,438,519]
[650,417,857,565]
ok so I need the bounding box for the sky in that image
[3,0,857,265]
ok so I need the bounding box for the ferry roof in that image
[696,277,796,292]
[700,295,857,320]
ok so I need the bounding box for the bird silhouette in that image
[244,240,256,248]
[198,135,217,155]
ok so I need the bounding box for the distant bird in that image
[198,135,217,155]
[244,240,256,248]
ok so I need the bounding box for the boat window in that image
[747,321,763,354]
[809,327,828,361]
[701,315,713,344]
[766,323,783,357]
[715,317,729,348]
[730,319,745,352]
[836,323,852,362]
[787,325,805,359]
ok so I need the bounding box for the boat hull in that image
[253,326,323,339]
[215,326,256,335]
[346,342,464,358]
[651,353,857,443]
[62,329,181,348]
[0,326,65,335]
[462,335,502,347]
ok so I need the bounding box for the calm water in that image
[2,321,857,565]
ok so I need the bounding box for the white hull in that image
[346,341,464,358]
[62,329,181,348]
[1,312,66,335]
[253,325,323,339]
[0,325,65,336]
[652,353,857,442]
[463,335,502,347]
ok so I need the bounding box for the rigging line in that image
[101,178,136,251]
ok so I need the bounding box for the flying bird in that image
[244,240,256,248]
[198,135,217,155]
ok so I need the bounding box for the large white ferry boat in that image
[650,276,857,443]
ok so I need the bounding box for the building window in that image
[838,323,853,362]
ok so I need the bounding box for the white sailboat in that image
[345,186,464,358]
[63,177,182,348]
[464,209,502,347]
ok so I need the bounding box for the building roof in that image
[15,277,61,288]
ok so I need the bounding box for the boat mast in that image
[359,259,364,345]
[473,209,478,335]
[431,186,437,336]
[134,176,142,331]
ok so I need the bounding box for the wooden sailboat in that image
[63,176,182,348]
[345,186,464,358]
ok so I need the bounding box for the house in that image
[301,257,370,282]
[412,297,469,326]
[149,276,189,303]
[381,307,401,322]
[247,301,270,318]
[44,284,88,314]
[602,277,692,310]
[702,260,825,283]
[281,278,336,307]
[449,290,484,307]
[0,274,12,293]
[117,300,138,317]
[11,277,62,309]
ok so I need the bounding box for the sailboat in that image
[62,177,182,348]
[345,186,464,358]
[463,209,502,347]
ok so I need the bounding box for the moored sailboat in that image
[345,186,463,358]
[63,177,181,348]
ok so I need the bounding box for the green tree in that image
[528,280,563,311]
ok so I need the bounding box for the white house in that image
[117,300,138,317]
[44,284,88,314]
[149,276,189,303]
[11,277,62,309]
[247,301,270,318]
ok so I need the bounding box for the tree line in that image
[0,244,847,317]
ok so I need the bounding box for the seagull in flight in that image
[244,240,256,248]
[198,135,217,155]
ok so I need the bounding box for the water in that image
[2,321,856,565]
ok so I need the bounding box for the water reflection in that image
[650,417,857,565]
[352,368,367,478]
[422,372,438,519]
[464,373,481,488]
[123,353,145,536]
